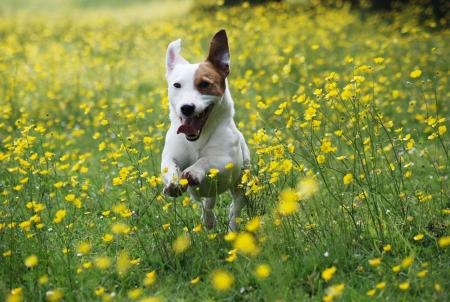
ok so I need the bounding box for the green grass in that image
[0,1,449,301]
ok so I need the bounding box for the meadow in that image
[0,0,449,301]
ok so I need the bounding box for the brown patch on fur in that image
[194,62,226,96]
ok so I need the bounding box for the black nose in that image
[181,104,196,116]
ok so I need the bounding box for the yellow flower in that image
[320,139,337,153]
[19,220,31,231]
[172,234,191,254]
[179,178,188,186]
[278,188,299,216]
[255,264,271,279]
[65,194,75,202]
[111,223,130,235]
[271,74,279,84]
[24,254,38,268]
[116,250,130,274]
[225,162,234,169]
[208,168,219,178]
[297,177,319,199]
[373,57,384,64]
[280,159,293,173]
[128,288,143,299]
[398,282,409,290]
[233,232,259,255]
[383,244,392,252]
[226,249,238,262]
[190,276,200,285]
[438,125,447,135]
[413,234,424,241]
[376,282,386,289]
[144,271,157,286]
[438,236,450,248]
[401,256,414,268]
[113,177,124,186]
[53,209,66,223]
[94,256,111,270]
[417,270,428,278]
[316,154,325,164]
[366,289,376,296]
[245,216,261,232]
[211,270,234,291]
[192,224,202,233]
[368,258,381,267]
[343,173,353,185]
[46,289,64,302]
[53,181,64,189]
[98,142,106,151]
[102,233,114,242]
[6,288,23,302]
[224,232,237,241]
[77,242,91,255]
[39,275,49,285]
[182,197,190,206]
[409,69,422,78]
[323,283,345,301]
[321,266,336,282]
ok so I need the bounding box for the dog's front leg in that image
[180,156,230,186]
[161,157,186,197]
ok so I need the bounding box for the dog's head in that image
[165,29,230,141]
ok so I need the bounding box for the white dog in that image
[161,29,250,231]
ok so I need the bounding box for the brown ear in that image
[206,29,230,77]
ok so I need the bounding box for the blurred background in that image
[0,0,448,24]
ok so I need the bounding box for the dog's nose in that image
[181,104,196,116]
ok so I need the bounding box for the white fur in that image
[161,38,250,231]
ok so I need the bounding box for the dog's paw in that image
[181,168,204,186]
[163,182,185,197]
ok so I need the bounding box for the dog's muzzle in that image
[177,105,213,141]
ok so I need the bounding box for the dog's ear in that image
[206,29,230,77]
[166,39,188,76]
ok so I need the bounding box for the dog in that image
[161,29,250,231]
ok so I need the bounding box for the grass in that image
[0,1,449,301]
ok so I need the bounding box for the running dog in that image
[161,29,250,231]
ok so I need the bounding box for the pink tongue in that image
[177,124,197,136]
[177,117,201,136]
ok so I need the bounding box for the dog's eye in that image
[198,81,210,89]
[173,83,181,88]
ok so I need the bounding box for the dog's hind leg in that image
[229,187,248,231]
[202,197,216,229]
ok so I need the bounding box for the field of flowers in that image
[0,0,449,301]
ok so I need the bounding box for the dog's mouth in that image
[177,105,213,141]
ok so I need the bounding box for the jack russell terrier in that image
[161,29,250,231]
